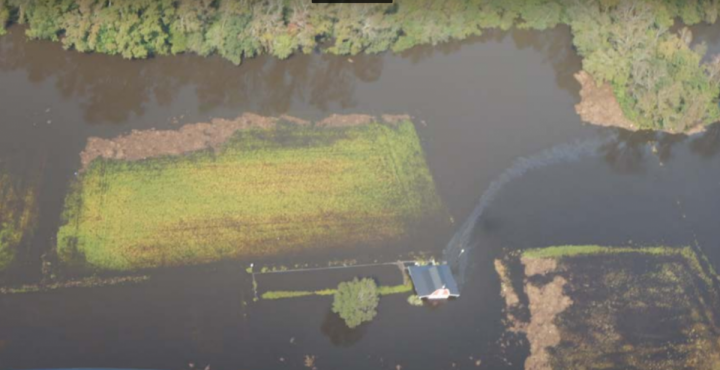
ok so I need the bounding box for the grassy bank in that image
[261,281,412,300]
[523,245,678,259]
[518,246,720,370]
[57,120,447,271]
[0,173,37,271]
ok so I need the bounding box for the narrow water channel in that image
[1,24,719,370]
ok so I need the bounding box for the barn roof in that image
[407,264,460,298]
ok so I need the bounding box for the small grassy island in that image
[496,246,720,370]
[57,115,446,271]
[0,172,37,271]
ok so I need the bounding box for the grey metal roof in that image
[407,264,460,298]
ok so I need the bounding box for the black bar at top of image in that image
[313,0,392,3]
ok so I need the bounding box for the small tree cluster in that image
[332,277,379,328]
[567,1,720,132]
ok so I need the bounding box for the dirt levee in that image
[80,113,410,171]
[80,114,277,170]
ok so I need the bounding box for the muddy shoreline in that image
[574,71,638,132]
[574,71,709,135]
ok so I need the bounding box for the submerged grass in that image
[261,281,412,300]
[522,245,671,259]
[58,121,446,271]
[520,245,720,370]
[523,245,718,289]
[0,173,37,271]
[377,282,413,295]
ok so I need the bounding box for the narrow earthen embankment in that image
[79,113,411,171]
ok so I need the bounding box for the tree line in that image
[1,0,720,131]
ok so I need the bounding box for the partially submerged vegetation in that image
[0,172,37,271]
[2,1,720,132]
[496,245,720,370]
[406,294,423,306]
[261,281,412,300]
[57,116,446,271]
[0,274,149,294]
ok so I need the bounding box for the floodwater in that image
[0,23,719,370]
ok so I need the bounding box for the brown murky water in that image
[1,24,719,370]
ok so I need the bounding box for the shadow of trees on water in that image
[320,309,369,348]
[0,24,583,126]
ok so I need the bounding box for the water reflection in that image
[691,123,720,158]
[506,26,580,94]
[689,22,720,62]
[320,310,368,347]
[0,27,384,124]
[0,24,582,126]
[599,128,703,174]
[598,123,720,174]
[400,26,581,95]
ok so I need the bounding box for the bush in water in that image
[332,278,379,329]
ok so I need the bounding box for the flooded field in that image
[59,117,445,271]
[497,246,720,370]
[1,23,720,370]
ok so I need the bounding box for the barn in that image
[407,264,460,300]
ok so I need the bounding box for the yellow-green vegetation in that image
[261,290,315,300]
[332,278,379,328]
[407,295,423,306]
[57,121,446,271]
[261,281,412,300]
[522,245,671,259]
[523,245,720,370]
[0,173,37,271]
[377,282,413,295]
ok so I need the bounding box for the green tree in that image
[567,1,720,132]
[0,0,9,36]
[332,278,379,328]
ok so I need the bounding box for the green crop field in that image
[0,173,37,271]
[57,121,447,271]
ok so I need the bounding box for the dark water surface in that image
[0,24,719,370]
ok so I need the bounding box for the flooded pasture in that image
[0,23,719,370]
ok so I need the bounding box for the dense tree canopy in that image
[1,0,720,131]
[567,1,720,131]
[332,278,379,328]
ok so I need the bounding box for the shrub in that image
[407,295,423,306]
[332,278,379,328]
